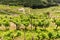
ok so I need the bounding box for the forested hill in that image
[0,0,60,8]
[55,0,60,3]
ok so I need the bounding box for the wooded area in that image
[0,0,60,8]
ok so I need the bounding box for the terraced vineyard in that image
[0,5,60,40]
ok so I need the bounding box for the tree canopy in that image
[0,0,59,8]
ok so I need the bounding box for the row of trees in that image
[0,0,59,8]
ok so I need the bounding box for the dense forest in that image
[0,0,60,8]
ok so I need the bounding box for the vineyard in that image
[0,5,60,40]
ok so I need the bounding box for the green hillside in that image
[0,5,59,40]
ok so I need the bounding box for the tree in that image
[0,0,58,8]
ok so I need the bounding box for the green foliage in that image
[38,19,44,27]
[2,18,9,27]
[22,21,29,27]
[12,17,21,26]
[55,19,60,26]
[32,19,39,27]
[43,19,50,28]
[2,30,21,40]
[39,32,48,39]
[54,18,60,29]
[0,5,60,40]
[25,32,32,40]
[0,0,58,8]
